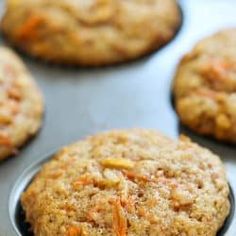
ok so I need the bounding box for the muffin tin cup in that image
[9,152,235,236]
[9,152,55,236]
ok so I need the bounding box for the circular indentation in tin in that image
[218,185,235,235]
[9,154,52,236]
[9,152,235,236]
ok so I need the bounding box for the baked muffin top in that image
[173,29,236,143]
[21,129,230,236]
[0,47,43,161]
[2,0,181,66]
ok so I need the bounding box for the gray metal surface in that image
[0,0,235,235]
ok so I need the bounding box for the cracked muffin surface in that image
[1,0,181,66]
[173,29,236,143]
[0,47,43,161]
[21,129,230,236]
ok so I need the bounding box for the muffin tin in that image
[0,0,236,235]
[8,152,235,236]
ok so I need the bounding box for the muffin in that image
[0,47,43,161]
[173,29,236,143]
[1,0,181,66]
[21,129,230,236]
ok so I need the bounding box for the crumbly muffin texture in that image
[1,0,181,66]
[173,29,236,143]
[0,47,43,161]
[21,129,230,236]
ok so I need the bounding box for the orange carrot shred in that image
[122,196,135,214]
[73,175,93,188]
[17,15,44,41]
[112,198,127,236]
[67,226,81,236]
[201,59,236,83]
[122,170,149,182]
[196,88,217,99]
[0,132,12,147]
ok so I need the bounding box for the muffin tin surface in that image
[0,0,236,235]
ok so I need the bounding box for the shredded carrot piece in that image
[62,204,75,212]
[196,88,218,99]
[0,112,12,124]
[73,175,120,190]
[0,132,12,147]
[112,198,127,236]
[211,60,236,73]
[8,87,21,101]
[122,170,149,182]
[67,226,81,236]
[72,175,93,188]
[137,207,146,217]
[211,61,229,75]
[201,59,236,83]
[17,15,44,41]
[122,196,135,213]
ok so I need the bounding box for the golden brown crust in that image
[173,29,236,143]
[21,129,230,236]
[1,0,181,66]
[0,47,43,161]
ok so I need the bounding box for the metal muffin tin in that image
[0,0,236,235]
[8,152,235,236]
